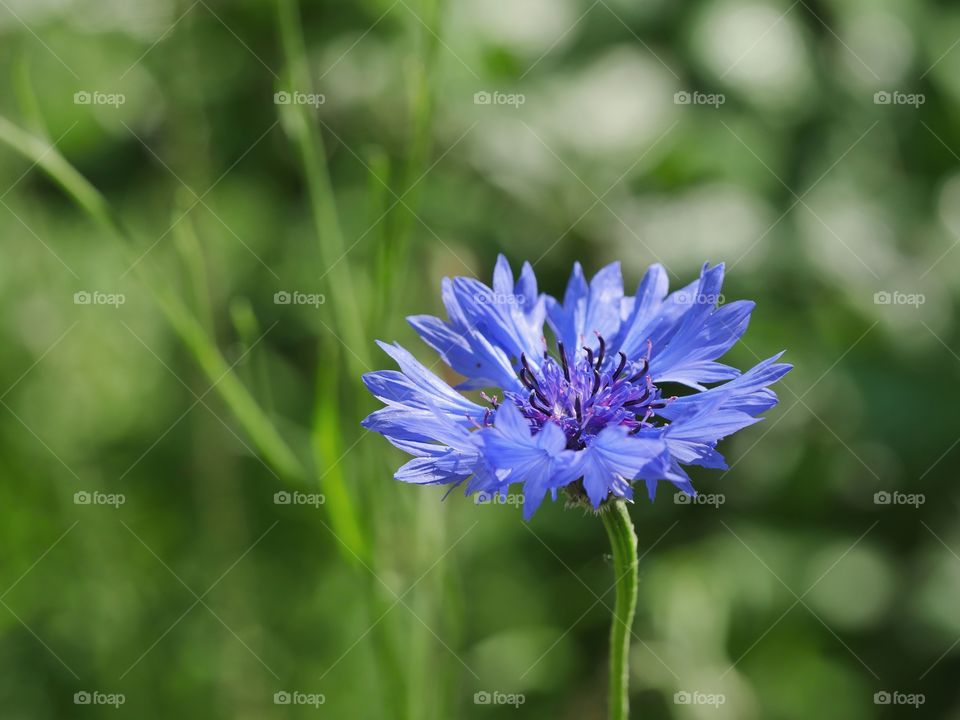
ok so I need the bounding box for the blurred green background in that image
[1,0,958,717]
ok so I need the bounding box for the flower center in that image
[487,336,674,450]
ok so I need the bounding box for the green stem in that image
[600,501,639,720]
[276,0,370,375]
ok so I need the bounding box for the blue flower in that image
[362,256,791,519]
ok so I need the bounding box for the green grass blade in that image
[276,0,370,374]
[0,114,306,484]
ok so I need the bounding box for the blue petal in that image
[573,426,671,507]
[547,261,624,353]
[661,403,761,470]
[617,267,706,360]
[407,314,493,384]
[660,353,792,420]
[615,263,668,356]
[491,254,548,359]
[395,445,478,485]
[366,341,485,420]
[651,299,755,389]
[479,403,580,519]
[515,261,541,317]
[410,277,522,391]
[408,257,551,391]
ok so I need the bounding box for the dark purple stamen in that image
[595,334,606,369]
[623,391,650,407]
[557,342,570,381]
[612,351,627,381]
[529,392,552,415]
[628,359,649,384]
[519,368,534,390]
[521,373,549,406]
[519,355,551,405]
[520,354,540,388]
[510,334,667,447]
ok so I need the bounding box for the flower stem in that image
[600,500,639,720]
